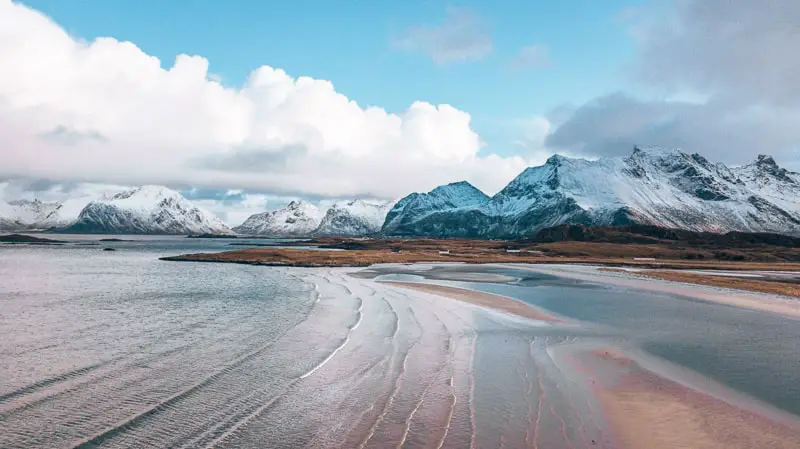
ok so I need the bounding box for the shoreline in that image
[376,269,800,448]
[159,246,800,302]
[587,350,800,449]
[608,267,800,298]
[163,249,800,316]
[377,280,563,323]
[158,248,800,272]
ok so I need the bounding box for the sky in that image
[2,0,800,224]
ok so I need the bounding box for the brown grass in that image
[161,244,800,271]
[605,269,800,298]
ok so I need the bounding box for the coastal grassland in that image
[161,236,800,271]
[602,268,800,298]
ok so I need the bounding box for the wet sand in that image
[505,263,800,319]
[382,267,800,448]
[590,351,800,449]
[379,280,563,323]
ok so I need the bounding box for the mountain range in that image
[0,186,395,237]
[1,148,798,237]
[382,148,800,238]
[233,199,394,237]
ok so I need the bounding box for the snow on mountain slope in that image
[233,200,325,236]
[0,197,96,231]
[386,147,800,237]
[382,181,489,235]
[314,199,395,236]
[734,155,800,216]
[0,200,19,230]
[0,199,60,230]
[62,185,232,235]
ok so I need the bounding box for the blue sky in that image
[7,0,796,221]
[22,0,643,157]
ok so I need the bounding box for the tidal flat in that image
[2,236,800,448]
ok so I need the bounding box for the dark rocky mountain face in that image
[381,181,489,236]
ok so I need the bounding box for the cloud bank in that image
[0,0,525,204]
[547,0,800,169]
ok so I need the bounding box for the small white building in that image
[438,250,450,255]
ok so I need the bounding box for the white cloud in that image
[0,0,525,205]
[393,7,493,65]
[510,44,550,70]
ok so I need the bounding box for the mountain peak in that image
[431,180,484,196]
[739,154,798,185]
[111,185,179,201]
[756,154,778,168]
[545,154,570,166]
[628,146,686,159]
[446,180,472,188]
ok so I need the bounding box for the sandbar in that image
[378,281,562,323]
[592,351,800,449]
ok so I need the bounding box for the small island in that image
[0,234,67,245]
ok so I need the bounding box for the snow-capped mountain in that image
[382,181,489,235]
[733,154,800,218]
[0,199,60,230]
[62,185,232,235]
[0,198,94,231]
[233,200,325,236]
[314,199,395,236]
[383,147,800,237]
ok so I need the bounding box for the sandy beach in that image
[590,351,800,449]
